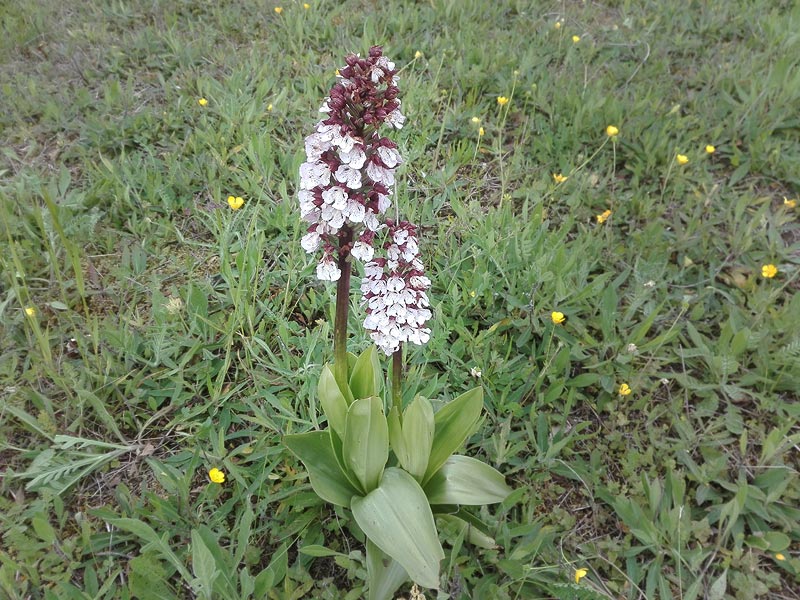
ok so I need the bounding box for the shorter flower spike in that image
[361,221,432,355]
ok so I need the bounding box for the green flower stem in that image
[334,227,354,389]
[392,345,403,414]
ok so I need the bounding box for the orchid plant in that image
[285,47,511,599]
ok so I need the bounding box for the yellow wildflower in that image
[471,116,481,124]
[606,125,619,137]
[619,383,632,396]
[551,311,566,325]
[267,103,274,111]
[478,126,485,136]
[24,306,36,317]
[414,50,423,59]
[761,264,778,279]
[554,21,562,29]
[228,196,245,210]
[497,96,509,106]
[553,173,568,184]
[775,553,786,561]
[676,154,689,165]
[274,6,283,14]
[198,97,208,107]
[784,197,797,208]
[705,145,715,154]
[572,35,581,43]
[303,2,310,8]
[574,568,588,583]
[596,209,612,224]
[208,468,225,484]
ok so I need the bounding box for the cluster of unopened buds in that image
[298,47,431,354]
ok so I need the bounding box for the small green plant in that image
[284,47,511,599]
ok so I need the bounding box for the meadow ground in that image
[1,0,799,598]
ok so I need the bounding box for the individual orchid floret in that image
[361,221,432,355]
[298,46,405,281]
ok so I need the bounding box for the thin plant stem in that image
[392,345,403,413]
[334,227,354,388]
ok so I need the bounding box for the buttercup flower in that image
[361,221,432,355]
[471,116,480,124]
[303,2,310,8]
[572,35,581,43]
[618,383,632,396]
[478,127,485,136]
[553,173,568,183]
[228,196,244,210]
[775,553,786,561]
[208,468,225,484]
[606,125,619,137]
[299,46,403,281]
[198,97,208,106]
[705,145,715,154]
[497,96,509,106]
[574,568,588,583]
[761,264,778,278]
[274,6,283,14]
[551,311,566,325]
[414,50,423,59]
[25,306,36,317]
[676,154,689,165]
[784,197,797,208]
[554,20,562,29]
[596,209,612,224]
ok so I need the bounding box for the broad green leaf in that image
[352,468,444,589]
[191,529,218,600]
[424,387,484,484]
[299,545,345,558]
[424,455,511,505]
[394,396,434,480]
[344,397,389,492]
[436,514,497,549]
[284,431,361,507]
[318,365,349,438]
[366,539,408,600]
[349,346,382,400]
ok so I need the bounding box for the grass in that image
[1,0,799,598]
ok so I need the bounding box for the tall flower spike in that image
[299,46,404,281]
[361,221,432,355]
